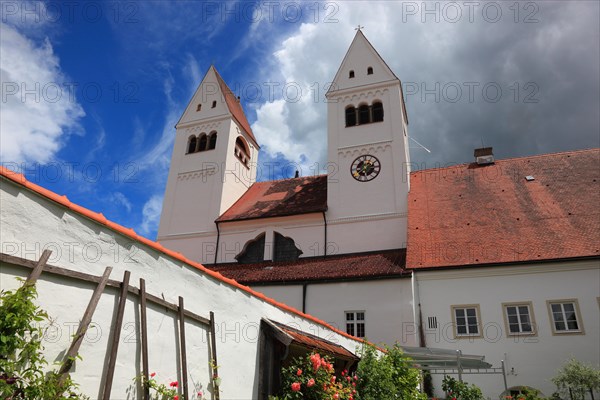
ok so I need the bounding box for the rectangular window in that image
[547,299,584,334]
[503,302,536,336]
[345,311,365,338]
[451,305,482,338]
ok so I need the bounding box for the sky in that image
[1,1,599,240]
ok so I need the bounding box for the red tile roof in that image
[209,249,407,284]
[0,166,366,347]
[274,322,358,360]
[217,175,327,222]
[407,149,600,269]
[214,67,259,147]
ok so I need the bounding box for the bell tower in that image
[325,30,411,252]
[157,66,259,263]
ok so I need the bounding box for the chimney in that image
[474,147,494,165]
[294,170,300,178]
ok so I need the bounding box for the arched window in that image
[236,233,265,263]
[358,104,370,125]
[187,136,197,154]
[198,134,208,152]
[235,136,250,167]
[208,131,217,150]
[372,101,384,122]
[196,104,202,111]
[211,100,217,108]
[345,106,357,127]
[273,232,303,262]
[349,70,355,78]
[367,66,373,75]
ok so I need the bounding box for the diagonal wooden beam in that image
[58,266,113,383]
[25,249,52,285]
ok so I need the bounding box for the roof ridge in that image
[411,147,600,175]
[255,174,328,185]
[209,248,407,268]
[0,165,365,347]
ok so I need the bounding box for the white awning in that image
[401,346,492,369]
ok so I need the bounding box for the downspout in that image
[412,272,425,347]
[214,221,221,264]
[322,211,327,257]
[302,284,307,314]
[418,303,426,347]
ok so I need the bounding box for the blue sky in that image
[2,1,599,239]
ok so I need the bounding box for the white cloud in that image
[139,194,163,237]
[250,4,415,171]
[110,192,133,213]
[0,21,84,165]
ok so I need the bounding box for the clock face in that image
[350,155,381,182]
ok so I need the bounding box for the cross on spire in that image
[355,25,364,31]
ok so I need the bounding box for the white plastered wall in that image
[0,179,362,399]
[414,262,600,399]
[256,278,417,348]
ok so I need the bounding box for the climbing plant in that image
[0,278,87,399]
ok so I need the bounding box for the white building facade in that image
[154,29,600,398]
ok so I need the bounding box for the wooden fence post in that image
[139,278,150,400]
[210,311,220,400]
[178,296,189,400]
[101,270,131,400]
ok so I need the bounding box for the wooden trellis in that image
[1,251,221,399]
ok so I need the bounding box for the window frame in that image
[345,310,366,339]
[357,104,370,125]
[234,136,251,168]
[451,304,483,339]
[198,133,208,152]
[546,299,585,335]
[502,301,537,337]
[371,101,384,122]
[345,105,357,127]
[186,135,197,154]
[208,131,217,150]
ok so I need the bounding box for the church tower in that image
[157,66,259,262]
[325,30,411,253]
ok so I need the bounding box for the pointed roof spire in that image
[328,29,399,91]
[326,29,408,123]
[212,66,259,147]
[176,65,259,148]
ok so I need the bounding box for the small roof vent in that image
[525,175,535,181]
[474,147,494,165]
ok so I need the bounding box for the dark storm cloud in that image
[401,1,599,168]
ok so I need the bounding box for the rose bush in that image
[271,352,357,400]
